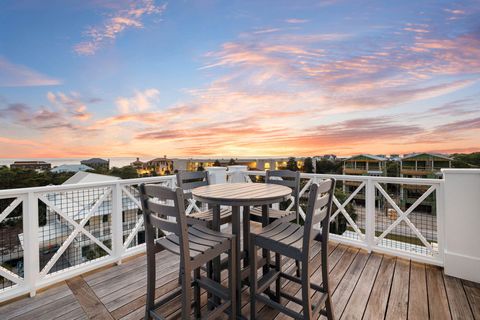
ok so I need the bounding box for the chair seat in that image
[252,221,304,260]
[187,207,232,226]
[249,207,296,224]
[156,225,233,268]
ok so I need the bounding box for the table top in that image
[192,183,292,206]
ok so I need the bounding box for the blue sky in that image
[0,0,479,158]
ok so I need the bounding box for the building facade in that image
[80,158,110,171]
[10,161,51,171]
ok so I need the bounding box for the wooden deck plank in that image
[341,253,383,320]
[66,276,114,320]
[385,258,410,320]
[0,283,74,319]
[264,243,344,319]
[463,285,480,319]
[426,265,452,320]
[409,262,429,320]
[0,241,477,320]
[444,274,474,320]
[327,249,370,319]
[362,255,396,320]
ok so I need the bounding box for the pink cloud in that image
[0,56,61,87]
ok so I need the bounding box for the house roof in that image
[81,158,109,164]
[51,164,93,173]
[402,153,453,161]
[345,154,388,161]
[62,171,120,185]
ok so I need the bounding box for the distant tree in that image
[315,159,342,174]
[452,152,480,168]
[286,157,298,171]
[108,166,138,179]
[386,161,400,177]
[303,157,314,173]
[213,160,221,167]
[197,165,205,171]
[330,188,357,235]
[228,158,237,165]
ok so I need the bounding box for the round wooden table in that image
[192,182,292,318]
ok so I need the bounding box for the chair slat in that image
[181,180,208,191]
[147,199,179,217]
[149,214,179,234]
[317,179,333,194]
[312,207,328,225]
[143,184,176,199]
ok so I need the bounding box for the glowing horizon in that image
[0,0,479,158]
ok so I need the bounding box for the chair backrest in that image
[265,170,301,214]
[139,184,189,263]
[302,178,336,254]
[176,171,209,191]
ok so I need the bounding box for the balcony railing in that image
[0,171,446,302]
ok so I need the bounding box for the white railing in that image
[0,170,446,303]
[238,170,444,266]
[0,175,176,303]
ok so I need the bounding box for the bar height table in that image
[192,183,292,318]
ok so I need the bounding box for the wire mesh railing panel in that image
[329,179,366,243]
[121,184,144,250]
[38,186,112,276]
[374,182,438,257]
[0,197,24,291]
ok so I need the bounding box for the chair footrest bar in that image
[279,291,304,306]
[257,269,281,294]
[152,286,182,310]
[205,299,231,319]
[280,271,302,284]
[149,310,167,320]
[256,293,303,320]
[197,276,229,301]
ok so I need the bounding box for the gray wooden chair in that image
[249,178,336,320]
[176,171,232,227]
[140,184,236,320]
[249,170,300,224]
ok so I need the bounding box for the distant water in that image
[0,157,140,168]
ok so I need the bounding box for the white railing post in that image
[23,192,39,297]
[227,165,248,183]
[111,182,124,265]
[365,178,375,252]
[442,169,480,282]
[436,181,445,263]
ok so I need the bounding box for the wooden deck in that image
[1,225,479,319]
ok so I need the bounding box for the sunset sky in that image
[0,0,479,158]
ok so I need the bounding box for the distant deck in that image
[0,223,478,320]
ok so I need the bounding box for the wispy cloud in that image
[116,88,160,114]
[74,0,166,55]
[285,18,309,24]
[0,56,61,87]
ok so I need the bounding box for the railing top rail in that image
[0,175,176,196]
[241,170,444,185]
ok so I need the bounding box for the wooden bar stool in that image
[249,178,336,320]
[140,184,236,319]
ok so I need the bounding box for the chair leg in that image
[229,239,237,320]
[145,247,156,320]
[194,268,201,319]
[181,267,192,319]
[301,264,313,320]
[295,259,301,277]
[325,293,335,320]
[250,240,258,320]
[275,252,281,303]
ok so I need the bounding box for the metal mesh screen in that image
[329,179,366,242]
[0,197,24,290]
[39,187,112,275]
[375,182,438,256]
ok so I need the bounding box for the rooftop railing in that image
[0,168,478,303]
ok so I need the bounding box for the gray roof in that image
[402,153,453,161]
[81,158,109,164]
[346,154,388,161]
[51,164,93,173]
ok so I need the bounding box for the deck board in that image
[0,235,476,320]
